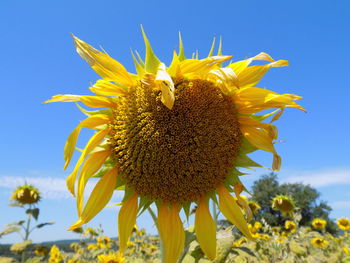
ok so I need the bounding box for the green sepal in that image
[75,103,113,117]
[131,49,145,76]
[208,37,216,57]
[217,36,223,56]
[178,32,186,61]
[211,193,219,206]
[251,109,279,122]
[141,25,160,74]
[217,36,223,67]
[135,50,145,68]
[137,196,152,217]
[236,154,262,168]
[121,187,135,203]
[182,202,191,222]
[239,137,258,154]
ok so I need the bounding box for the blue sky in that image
[1,0,349,243]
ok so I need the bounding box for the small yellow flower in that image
[254,221,263,230]
[35,245,49,257]
[258,234,271,241]
[343,247,350,256]
[149,244,157,253]
[280,231,289,238]
[337,218,350,231]
[97,236,112,249]
[232,237,248,248]
[311,237,328,249]
[248,201,261,215]
[126,241,135,248]
[271,195,295,217]
[285,220,297,233]
[311,218,327,230]
[49,245,64,263]
[10,184,41,205]
[87,244,98,251]
[97,252,125,263]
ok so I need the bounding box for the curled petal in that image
[77,150,112,216]
[66,129,111,195]
[90,79,128,96]
[68,167,117,230]
[180,55,232,77]
[233,87,305,114]
[63,114,111,170]
[155,63,175,109]
[72,35,134,87]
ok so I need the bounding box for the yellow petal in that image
[89,79,128,96]
[72,35,134,87]
[228,52,275,76]
[238,116,278,140]
[77,150,112,216]
[180,55,232,77]
[217,185,254,240]
[64,114,111,170]
[238,60,288,87]
[207,67,238,94]
[240,125,276,154]
[45,94,118,109]
[66,128,111,196]
[233,87,305,114]
[155,63,175,110]
[195,198,216,260]
[158,203,185,263]
[118,193,138,252]
[68,166,117,230]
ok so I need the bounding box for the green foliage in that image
[251,173,337,234]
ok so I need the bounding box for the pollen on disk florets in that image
[110,79,241,203]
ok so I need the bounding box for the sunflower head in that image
[271,195,295,217]
[311,218,327,230]
[49,245,64,263]
[35,245,49,257]
[10,184,41,205]
[284,220,297,233]
[311,237,328,249]
[97,252,125,263]
[337,218,350,231]
[46,29,304,263]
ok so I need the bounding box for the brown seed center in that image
[111,79,241,203]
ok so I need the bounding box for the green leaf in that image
[235,154,262,168]
[36,222,55,229]
[234,247,256,257]
[0,226,21,237]
[26,208,40,221]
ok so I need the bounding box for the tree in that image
[250,173,337,234]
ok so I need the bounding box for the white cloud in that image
[281,168,350,187]
[0,176,123,201]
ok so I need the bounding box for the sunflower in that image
[311,218,327,230]
[10,184,41,205]
[284,220,297,233]
[337,218,350,231]
[271,195,295,217]
[46,29,304,262]
[311,237,328,249]
[97,252,125,263]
